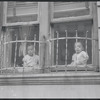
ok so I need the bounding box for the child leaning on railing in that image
[22,44,40,69]
[68,42,89,67]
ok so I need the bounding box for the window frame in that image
[49,2,99,70]
[0,2,45,74]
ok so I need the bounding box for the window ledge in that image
[0,71,100,85]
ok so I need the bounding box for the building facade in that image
[0,1,100,86]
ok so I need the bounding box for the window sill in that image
[0,71,100,85]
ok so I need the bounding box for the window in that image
[49,2,99,72]
[0,2,43,74]
[50,21,94,71]
[1,25,41,74]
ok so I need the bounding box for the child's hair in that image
[27,43,34,48]
[27,44,34,53]
[74,42,84,51]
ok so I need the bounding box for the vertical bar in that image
[6,29,10,68]
[2,31,5,72]
[76,30,78,43]
[0,31,4,74]
[34,34,36,55]
[65,30,68,72]
[14,34,18,73]
[6,33,9,68]
[5,33,7,70]
[85,31,88,72]
[86,31,88,53]
[50,25,54,66]
[75,30,78,72]
[56,31,59,72]
[33,34,36,73]
[3,30,7,75]
[23,34,27,73]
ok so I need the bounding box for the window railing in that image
[0,27,98,75]
[0,40,46,75]
[47,29,98,73]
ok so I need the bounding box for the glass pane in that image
[87,40,92,64]
[53,2,90,19]
[53,20,92,65]
[3,25,40,74]
[7,2,38,23]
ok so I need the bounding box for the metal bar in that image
[76,30,78,43]
[6,33,9,68]
[4,33,7,74]
[65,30,68,72]
[0,32,4,74]
[56,31,59,72]
[34,34,36,55]
[85,31,88,72]
[4,40,44,44]
[86,31,88,53]
[23,34,27,73]
[75,30,78,72]
[48,37,96,41]
[14,34,18,73]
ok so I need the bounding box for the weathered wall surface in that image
[0,85,100,98]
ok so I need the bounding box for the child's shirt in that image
[71,51,89,66]
[23,54,39,68]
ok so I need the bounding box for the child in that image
[22,44,40,69]
[70,42,89,67]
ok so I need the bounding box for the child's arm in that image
[22,56,28,67]
[36,56,39,65]
[70,54,77,66]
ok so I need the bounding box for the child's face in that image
[75,43,82,54]
[27,45,35,56]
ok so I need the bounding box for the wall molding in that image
[0,72,100,85]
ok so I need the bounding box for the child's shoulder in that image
[81,51,87,55]
[80,51,89,58]
[24,55,30,59]
[72,53,77,57]
[34,55,39,59]
[34,54,39,58]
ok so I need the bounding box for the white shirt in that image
[23,54,39,67]
[71,51,89,66]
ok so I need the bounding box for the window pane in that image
[7,2,38,23]
[53,2,90,19]
[53,20,92,65]
[3,25,40,74]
